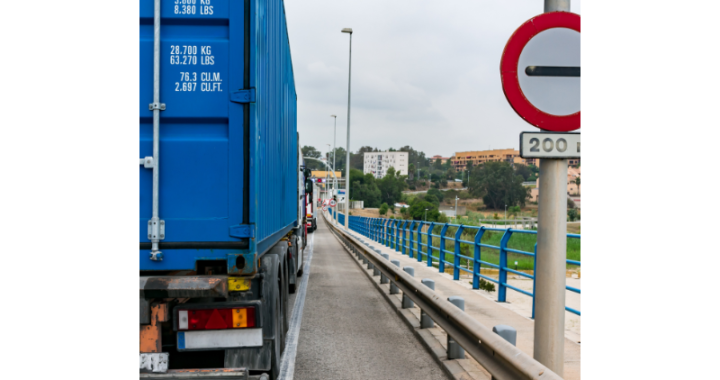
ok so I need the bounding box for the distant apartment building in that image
[363,151,409,179]
[431,155,450,162]
[450,149,527,170]
[451,148,579,169]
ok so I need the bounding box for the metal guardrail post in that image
[491,325,517,380]
[380,253,390,284]
[453,225,465,281]
[401,220,408,255]
[447,296,465,359]
[532,243,537,319]
[426,222,435,267]
[408,221,416,258]
[390,260,400,294]
[395,220,402,252]
[498,230,512,302]
[416,222,424,263]
[382,219,390,247]
[420,279,435,328]
[402,266,415,308]
[472,227,486,289]
[438,223,449,273]
[493,325,517,346]
[373,249,381,276]
[388,220,393,249]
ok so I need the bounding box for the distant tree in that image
[301,145,323,170]
[379,203,389,216]
[527,164,539,176]
[427,188,445,203]
[423,194,440,206]
[445,166,456,180]
[377,167,408,206]
[327,147,348,176]
[351,146,376,170]
[432,158,443,171]
[349,169,381,207]
[408,199,440,221]
[398,146,429,169]
[468,161,530,209]
[408,163,416,180]
[567,197,576,209]
[508,205,521,218]
[574,177,581,195]
[568,208,580,221]
[514,164,532,181]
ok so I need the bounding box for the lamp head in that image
[341,28,353,34]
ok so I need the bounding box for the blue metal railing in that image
[339,214,581,317]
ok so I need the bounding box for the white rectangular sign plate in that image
[520,132,580,159]
[177,328,263,351]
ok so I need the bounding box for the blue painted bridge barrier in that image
[341,214,581,318]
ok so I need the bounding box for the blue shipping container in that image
[140,0,298,273]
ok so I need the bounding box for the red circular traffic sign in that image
[500,12,580,131]
[330,200,336,207]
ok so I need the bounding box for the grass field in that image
[381,225,580,271]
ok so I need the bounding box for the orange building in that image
[450,149,529,170]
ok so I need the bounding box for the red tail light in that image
[177,307,256,331]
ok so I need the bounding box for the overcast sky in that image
[284,0,581,158]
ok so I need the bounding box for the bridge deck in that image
[293,216,449,379]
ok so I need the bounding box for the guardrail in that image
[333,211,580,317]
[321,211,562,380]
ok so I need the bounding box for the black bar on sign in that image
[525,66,580,77]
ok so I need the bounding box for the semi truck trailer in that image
[139,1,305,378]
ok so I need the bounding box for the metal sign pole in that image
[533,0,571,376]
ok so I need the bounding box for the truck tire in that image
[264,245,288,380]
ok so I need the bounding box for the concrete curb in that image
[328,229,490,380]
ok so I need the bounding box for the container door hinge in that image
[229,224,255,238]
[148,219,166,241]
[140,156,154,169]
[149,103,166,111]
[230,89,256,104]
[148,219,166,261]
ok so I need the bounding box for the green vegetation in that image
[379,203,389,216]
[568,208,580,222]
[301,145,323,171]
[468,161,530,209]
[389,224,580,272]
[348,167,408,208]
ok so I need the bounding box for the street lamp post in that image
[342,27,353,230]
[455,196,460,219]
[326,144,331,202]
[331,114,337,195]
[505,204,507,226]
[424,208,428,221]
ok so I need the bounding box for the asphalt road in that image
[293,216,448,380]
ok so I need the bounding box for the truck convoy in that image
[139,1,308,378]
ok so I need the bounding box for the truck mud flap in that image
[140,276,228,299]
